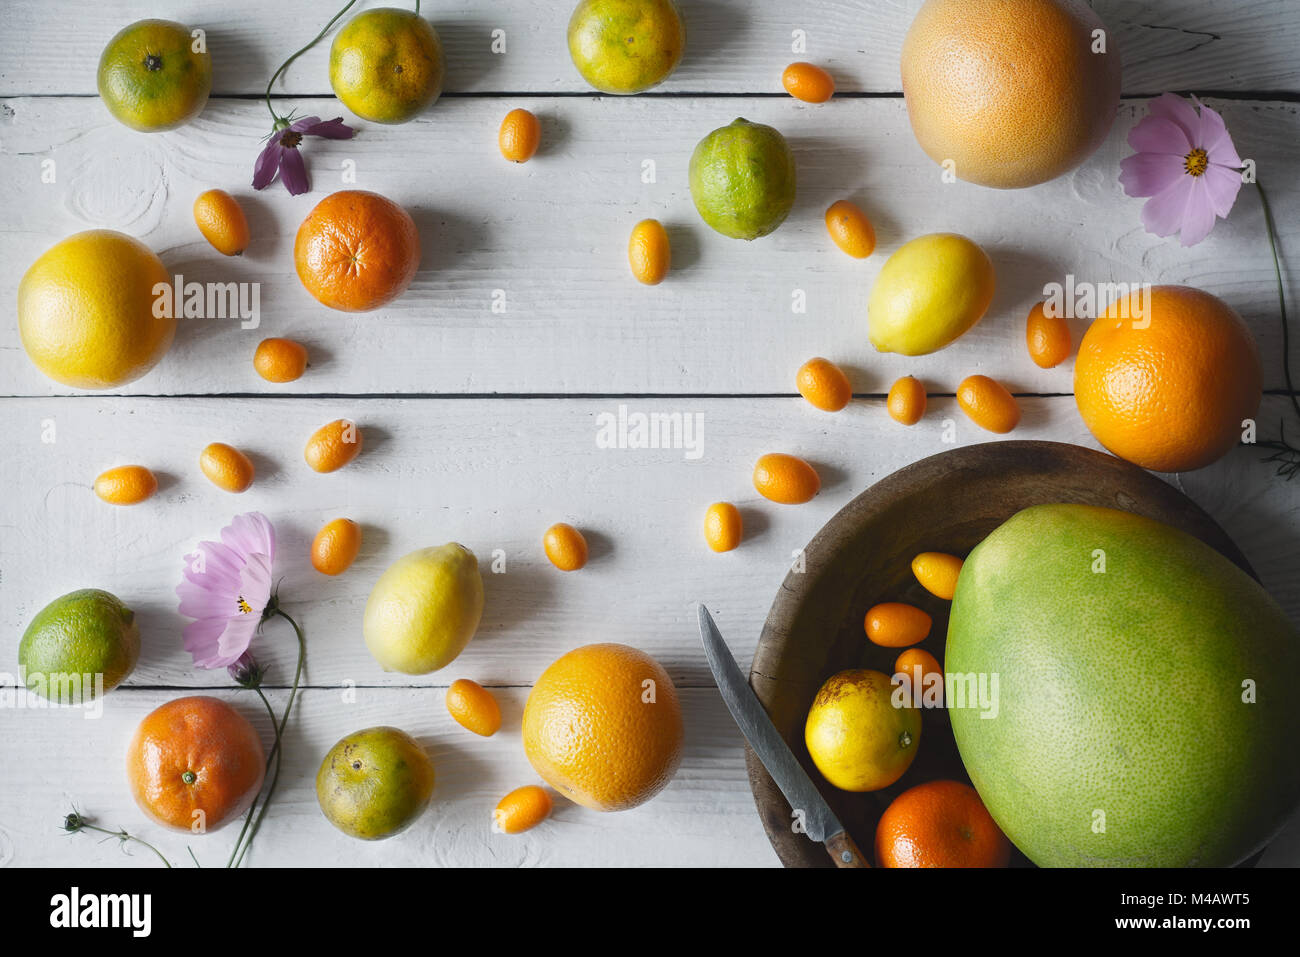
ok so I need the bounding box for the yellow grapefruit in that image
[900,0,1122,189]
[18,230,174,389]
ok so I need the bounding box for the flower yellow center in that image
[1184,148,1209,177]
[237,596,253,614]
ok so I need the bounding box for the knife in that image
[697,604,868,868]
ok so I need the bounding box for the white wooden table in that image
[1,0,1298,868]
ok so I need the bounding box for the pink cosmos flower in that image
[1119,93,1243,247]
[252,115,354,195]
[176,513,276,669]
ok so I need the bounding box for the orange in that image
[543,523,588,571]
[445,678,502,736]
[911,551,962,600]
[305,419,363,473]
[628,219,671,285]
[199,442,255,493]
[311,518,362,575]
[1025,301,1071,368]
[894,648,944,696]
[900,0,1122,188]
[782,62,835,103]
[499,108,542,162]
[253,337,308,383]
[752,453,820,504]
[523,643,684,811]
[796,357,852,412]
[193,189,249,256]
[294,190,420,312]
[93,465,158,505]
[1074,285,1262,472]
[864,602,932,648]
[887,375,927,425]
[703,502,742,552]
[956,375,1021,433]
[329,9,444,124]
[97,19,211,132]
[824,199,875,259]
[494,785,553,834]
[126,695,265,833]
[875,779,1011,867]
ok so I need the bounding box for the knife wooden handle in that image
[825,830,869,868]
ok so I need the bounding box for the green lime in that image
[18,589,140,702]
[97,19,212,132]
[316,726,436,840]
[689,118,797,240]
[567,0,686,95]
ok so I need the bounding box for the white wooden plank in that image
[0,687,776,867]
[1,395,1295,691]
[1,0,1298,96]
[2,96,1296,396]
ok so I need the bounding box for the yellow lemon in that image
[362,544,484,674]
[567,0,686,94]
[867,233,995,356]
[18,230,174,389]
[329,8,444,124]
[805,669,921,792]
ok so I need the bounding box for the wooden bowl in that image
[745,440,1254,868]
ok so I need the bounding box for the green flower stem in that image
[264,0,359,121]
[1254,182,1300,478]
[224,686,280,868]
[230,608,305,868]
[1257,183,1298,418]
[64,815,172,868]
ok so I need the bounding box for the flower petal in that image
[279,146,309,195]
[238,552,274,619]
[1126,114,1191,156]
[288,115,324,132]
[252,141,283,190]
[1178,176,1219,247]
[1120,151,1188,198]
[1147,92,1201,145]
[1140,176,1196,238]
[1202,162,1243,219]
[302,116,355,140]
[1194,99,1243,167]
[178,540,244,593]
[214,613,260,667]
[182,617,232,669]
[221,512,276,564]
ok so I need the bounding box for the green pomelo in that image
[946,503,1300,867]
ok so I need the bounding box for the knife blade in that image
[697,604,867,868]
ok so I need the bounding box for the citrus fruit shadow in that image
[478,561,555,637]
[407,207,487,277]
[786,135,871,221]
[663,224,700,274]
[734,506,770,545]
[677,0,754,77]
[432,19,503,90]
[981,245,1064,340]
